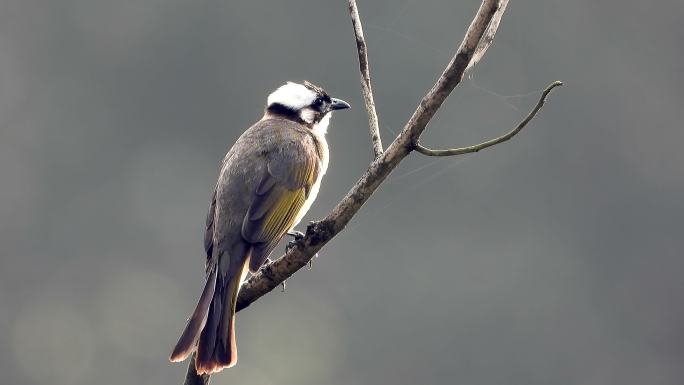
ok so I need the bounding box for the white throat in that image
[313,112,332,135]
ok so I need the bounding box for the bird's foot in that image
[286,230,305,240]
[285,229,318,268]
[286,230,305,253]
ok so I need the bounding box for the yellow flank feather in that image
[241,153,320,267]
[260,188,306,243]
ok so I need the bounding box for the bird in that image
[169,81,350,374]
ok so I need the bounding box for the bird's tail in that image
[194,258,250,374]
[169,267,217,363]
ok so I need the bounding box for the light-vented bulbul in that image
[169,81,350,374]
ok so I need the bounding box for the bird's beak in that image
[330,98,351,111]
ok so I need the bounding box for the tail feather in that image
[169,267,217,362]
[195,276,225,374]
[194,257,250,374]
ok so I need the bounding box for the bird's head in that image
[265,81,350,134]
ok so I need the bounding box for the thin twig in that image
[415,81,563,156]
[348,0,384,157]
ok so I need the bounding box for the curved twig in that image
[415,81,563,156]
[348,0,384,157]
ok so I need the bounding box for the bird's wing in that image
[241,133,321,272]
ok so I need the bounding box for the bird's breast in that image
[293,134,328,227]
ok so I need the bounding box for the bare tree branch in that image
[181,1,560,383]
[348,0,384,157]
[466,0,509,72]
[415,81,563,156]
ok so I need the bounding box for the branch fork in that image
[414,81,563,156]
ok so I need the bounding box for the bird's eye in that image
[312,98,323,108]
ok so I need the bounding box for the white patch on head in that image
[313,112,332,134]
[267,82,317,110]
[299,107,316,124]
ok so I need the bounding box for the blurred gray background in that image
[1,1,683,384]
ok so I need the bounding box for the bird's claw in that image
[286,230,305,240]
[285,229,318,267]
[286,230,305,253]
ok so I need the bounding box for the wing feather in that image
[204,186,218,271]
[241,131,320,272]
